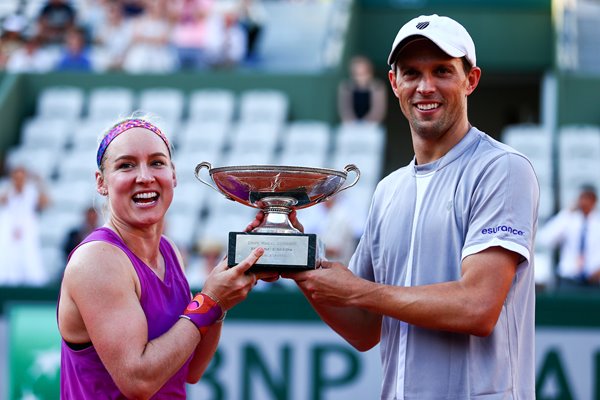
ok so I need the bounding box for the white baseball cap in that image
[387,14,476,68]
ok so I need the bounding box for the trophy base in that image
[228,232,322,271]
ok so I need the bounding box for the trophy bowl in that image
[195,162,360,271]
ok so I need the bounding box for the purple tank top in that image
[59,227,192,399]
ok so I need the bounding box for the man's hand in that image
[281,261,359,307]
[245,210,305,233]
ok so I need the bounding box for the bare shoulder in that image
[63,240,135,289]
[59,241,139,342]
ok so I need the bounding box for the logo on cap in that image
[416,21,429,30]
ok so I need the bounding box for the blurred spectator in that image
[190,237,225,287]
[63,206,100,259]
[205,10,246,69]
[168,0,214,70]
[5,34,56,73]
[0,14,27,68]
[236,0,266,62]
[80,0,109,40]
[93,0,132,71]
[538,184,600,289]
[122,0,146,18]
[55,26,92,71]
[36,0,77,45]
[301,195,356,265]
[338,55,387,124]
[0,165,50,286]
[122,0,177,73]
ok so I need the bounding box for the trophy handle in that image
[321,164,361,203]
[194,162,234,200]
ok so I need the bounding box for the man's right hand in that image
[245,210,305,233]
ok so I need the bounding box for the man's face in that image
[579,192,597,215]
[11,167,26,191]
[389,39,480,141]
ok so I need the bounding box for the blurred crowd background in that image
[0,0,369,290]
[0,0,266,73]
[1,0,600,293]
[1,0,600,397]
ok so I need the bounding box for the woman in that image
[0,165,49,286]
[57,115,273,399]
[337,55,387,124]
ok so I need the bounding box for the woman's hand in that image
[201,248,278,310]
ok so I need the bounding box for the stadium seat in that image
[501,123,556,215]
[188,89,236,123]
[558,125,600,207]
[282,120,331,155]
[334,122,386,159]
[223,148,276,166]
[70,117,114,152]
[228,121,281,157]
[5,146,60,181]
[138,87,185,123]
[238,89,289,124]
[176,120,230,153]
[19,116,72,151]
[38,208,81,248]
[197,210,254,249]
[173,149,222,183]
[277,148,328,168]
[55,148,98,182]
[276,120,332,167]
[48,179,96,214]
[501,124,553,162]
[165,210,200,250]
[36,86,85,119]
[87,87,135,120]
[170,181,207,216]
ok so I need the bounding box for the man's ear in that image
[388,69,400,98]
[465,66,481,96]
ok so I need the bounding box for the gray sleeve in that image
[462,153,539,267]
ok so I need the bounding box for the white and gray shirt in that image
[350,127,539,399]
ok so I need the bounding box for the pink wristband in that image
[180,293,223,335]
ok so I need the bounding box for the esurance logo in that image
[481,225,524,236]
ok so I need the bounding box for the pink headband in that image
[96,119,171,168]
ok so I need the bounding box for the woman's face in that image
[97,127,176,229]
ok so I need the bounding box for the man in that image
[280,14,539,399]
[538,184,600,287]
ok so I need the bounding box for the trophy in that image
[194,162,360,271]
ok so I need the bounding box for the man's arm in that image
[363,246,520,336]
[286,246,519,350]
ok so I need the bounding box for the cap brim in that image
[388,35,466,66]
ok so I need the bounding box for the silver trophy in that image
[195,162,360,271]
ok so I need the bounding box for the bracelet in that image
[180,293,223,334]
[216,311,227,323]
